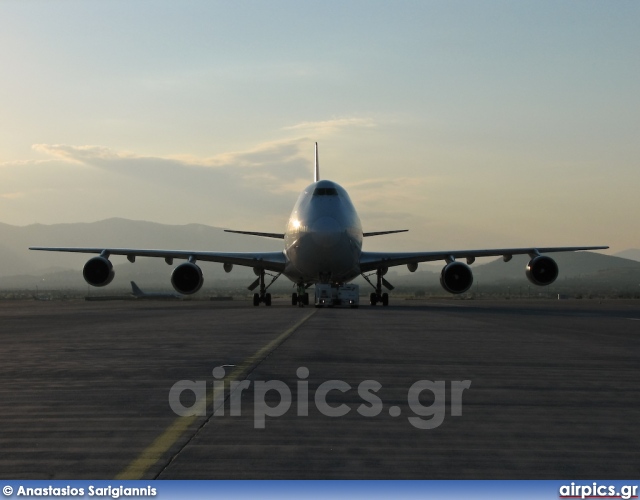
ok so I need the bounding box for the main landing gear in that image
[369,292,389,306]
[249,267,281,306]
[254,292,271,306]
[362,268,393,307]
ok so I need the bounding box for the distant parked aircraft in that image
[130,281,182,299]
[30,143,608,307]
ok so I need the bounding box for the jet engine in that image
[83,256,115,287]
[171,262,204,294]
[440,262,473,294]
[526,255,558,286]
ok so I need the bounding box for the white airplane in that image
[130,281,182,300]
[30,143,607,307]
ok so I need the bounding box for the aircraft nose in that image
[311,216,342,248]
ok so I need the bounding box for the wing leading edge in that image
[29,247,287,273]
[363,230,409,237]
[359,246,609,273]
[223,229,285,239]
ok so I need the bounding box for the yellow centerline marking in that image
[115,308,317,480]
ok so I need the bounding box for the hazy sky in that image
[1,1,638,253]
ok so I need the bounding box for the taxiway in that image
[0,298,637,479]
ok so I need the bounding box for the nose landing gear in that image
[292,284,309,307]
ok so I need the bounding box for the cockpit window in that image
[313,187,338,196]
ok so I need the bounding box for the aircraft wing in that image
[223,230,285,239]
[359,246,609,273]
[363,230,409,237]
[29,247,288,273]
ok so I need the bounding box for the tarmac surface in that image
[0,297,638,479]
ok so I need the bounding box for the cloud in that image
[0,139,322,227]
[0,192,24,199]
[31,139,312,190]
[283,117,376,136]
[204,138,310,177]
[32,144,123,163]
[345,176,441,207]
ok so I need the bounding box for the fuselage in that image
[283,180,363,285]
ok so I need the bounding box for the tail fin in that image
[130,281,143,296]
[314,142,320,182]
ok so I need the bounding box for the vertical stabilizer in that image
[314,142,320,182]
[130,281,143,296]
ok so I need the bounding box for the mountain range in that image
[614,248,640,262]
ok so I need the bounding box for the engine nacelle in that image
[83,256,115,287]
[171,262,204,295]
[440,261,473,294]
[526,255,558,286]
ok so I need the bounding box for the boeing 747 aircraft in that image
[30,144,607,306]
